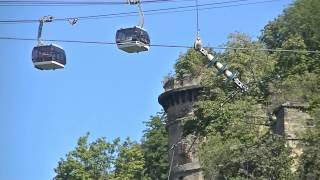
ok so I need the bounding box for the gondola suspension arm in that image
[194,37,249,92]
[37,15,54,46]
[137,3,144,28]
[127,0,144,28]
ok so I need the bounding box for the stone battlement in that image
[162,74,201,92]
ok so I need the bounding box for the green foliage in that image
[297,109,320,179]
[141,112,169,180]
[222,33,275,81]
[174,48,209,81]
[54,134,145,180]
[261,0,320,76]
[261,2,320,178]
[268,72,320,110]
[260,0,320,108]
[183,33,276,136]
[112,138,145,180]
[261,0,320,51]
[274,35,309,77]
[54,133,118,180]
[54,113,169,180]
[200,133,293,180]
[180,33,294,179]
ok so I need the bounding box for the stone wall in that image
[272,102,313,172]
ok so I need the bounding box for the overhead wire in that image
[0,0,258,22]
[0,0,283,24]
[195,0,200,37]
[0,36,319,54]
[0,0,195,6]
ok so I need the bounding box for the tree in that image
[112,138,145,180]
[174,48,209,81]
[297,108,320,179]
[200,133,293,180]
[261,0,320,75]
[180,33,294,179]
[54,134,146,180]
[141,112,168,180]
[261,2,320,178]
[183,33,276,136]
[54,133,118,180]
[53,112,169,180]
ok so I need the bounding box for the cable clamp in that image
[194,36,202,50]
[127,0,140,5]
[68,18,78,25]
[40,15,54,23]
[228,71,239,81]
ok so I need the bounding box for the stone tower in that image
[158,75,204,180]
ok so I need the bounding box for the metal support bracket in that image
[127,0,140,5]
[194,37,249,92]
[37,15,54,46]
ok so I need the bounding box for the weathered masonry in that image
[272,102,313,172]
[158,75,204,180]
[159,74,313,180]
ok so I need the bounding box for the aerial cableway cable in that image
[0,36,319,54]
[0,0,283,24]
[0,0,195,6]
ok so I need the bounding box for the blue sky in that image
[0,0,292,179]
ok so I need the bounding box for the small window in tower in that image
[170,96,174,106]
[188,91,192,101]
[193,91,199,101]
[181,91,186,103]
[175,94,180,105]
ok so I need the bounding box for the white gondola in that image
[32,16,66,70]
[116,26,150,53]
[32,44,66,70]
[116,0,150,53]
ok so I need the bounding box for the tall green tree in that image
[54,133,118,180]
[54,134,146,180]
[261,0,320,76]
[297,108,320,179]
[141,112,168,180]
[261,0,320,50]
[200,133,293,180]
[174,48,210,81]
[53,112,169,180]
[112,138,145,180]
[179,33,293,179]
[261,2,320,178]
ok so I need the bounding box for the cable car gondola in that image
[116,26,150,53]
[32,16,66,70]
[116,0,150,53]
[32,44,66,70]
